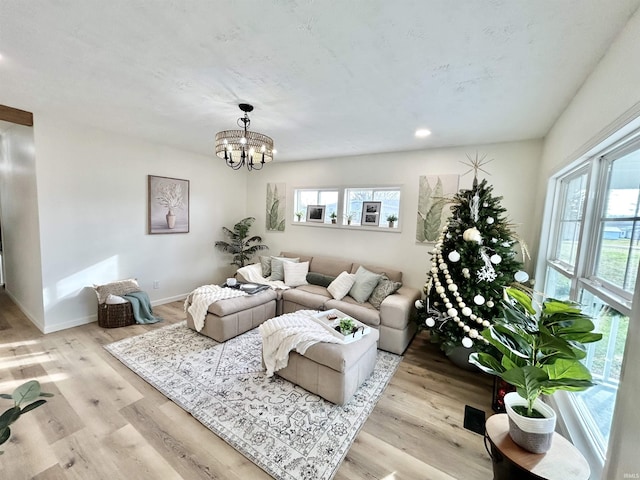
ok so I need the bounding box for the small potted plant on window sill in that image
[330,212,338,224]
[386,214,398,228]
[344,213,354,225]
[295,211,303,222]
[469,287,602,453]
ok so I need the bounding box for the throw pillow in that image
[105,294,128,304]
[284,261,310,287]
[259,256,272,277]
[349,266,383,303]
[306,272,336,288]
[93,278,140,304]
[368,274,403,309]
[270,256,300,281]
[327,271,356,300]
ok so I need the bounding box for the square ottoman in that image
[186,289,277,342]
[275,327,380,405]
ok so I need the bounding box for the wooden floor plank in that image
[0,291,496,479]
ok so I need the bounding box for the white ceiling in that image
[1,1,639,162]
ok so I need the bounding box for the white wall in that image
[247,139,542,291]
[32,115,247,333]
[0,124,45,328]
[530,8,640,480]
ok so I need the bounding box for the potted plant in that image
[386,214,398,228]
[215,217,268,267]
[469,287,602,453]
[1,380,53,454]
[330,212,338,224]
[344,213,354,225]
[295,211,304,222]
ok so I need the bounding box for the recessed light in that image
[415,129,431,138]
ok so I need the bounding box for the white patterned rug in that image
[105,321,402,480]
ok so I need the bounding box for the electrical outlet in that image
[153,281,160,289]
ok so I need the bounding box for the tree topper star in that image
[461,152,493,179]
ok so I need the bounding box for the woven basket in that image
[97,302,135,328]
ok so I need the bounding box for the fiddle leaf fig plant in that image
[0,380,53,455]
[469,288,602,417]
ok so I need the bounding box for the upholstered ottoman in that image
[186,289,277,342]
[275,327,380,405]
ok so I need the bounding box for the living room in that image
[1,2,640,479]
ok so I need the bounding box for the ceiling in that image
[1,1,639,162]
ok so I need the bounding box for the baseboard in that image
[4,288,45,333]
[43,314,97,334]
[151,293,188,307]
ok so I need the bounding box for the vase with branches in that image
[155,182,185,229]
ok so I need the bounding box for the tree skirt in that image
[105,322,401,480]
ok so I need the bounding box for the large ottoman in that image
[186,289,277,342]
[275,327,380,405]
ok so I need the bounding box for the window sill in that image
[290,222,402,233]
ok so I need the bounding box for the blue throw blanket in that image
[122,291,163,324]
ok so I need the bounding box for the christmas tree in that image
[415,156,529,354]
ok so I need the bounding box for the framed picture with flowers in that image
[148,175,190,234]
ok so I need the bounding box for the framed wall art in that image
[361,201,381,226]
[416,174,459,243]
[148,175,190,234]
[306,205,326,223]
[266,182,286,231]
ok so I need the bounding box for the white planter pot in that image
[504,392,556,453]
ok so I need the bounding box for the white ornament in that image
[436,286,445,294]
[463,325,470,332]
[461,307,472,317]
[415,299,423,309]
[447,308,458,318]
[473,295,485,305]
[491,237,498,243]
[461,337,473,348]
[446,233,452,239]
[514,270,530,283]
[470,329,478,339]
[463,227,482,243]
[486,217,494,224]
[477,266,497,282]
[447,284,458,292]
[483,202,488,207]
[462,268,471,278]
[486,300,494,308]
[490,254,502,265]
[448,251,461,262]
[445,302,453,309]
[482,320,490,327]
[425,317,436,327]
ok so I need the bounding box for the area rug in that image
[105,321,402,480]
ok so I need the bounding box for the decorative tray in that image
[310,309,371,343]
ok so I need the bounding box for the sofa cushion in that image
[282,286,331,310]
[270,256,299,281]
[207,289,278,316]
[309,255,354,278]
[299,327,379,373]
[324,296,381,326]
[351,262,403,283]
[259,256,272,277]
[306,272,336,288]
[327,271,356,300]
[284,261,309,287]
[279,251,313,263]
[349,266,382,303]
[369,274,403,309]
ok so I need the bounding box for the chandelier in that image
[215,103,275,171]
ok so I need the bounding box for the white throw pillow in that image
[284,261,310,287]
[270,256,299,281]
[327,271,356,300]
[105,294,128,304]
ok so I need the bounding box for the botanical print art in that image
[148,175,190,234]
[416,174,459,243]
[266,183,286,231]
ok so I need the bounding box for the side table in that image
[485,414,590,480]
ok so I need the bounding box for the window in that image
[541,133,640,463]
[293,185,401,229]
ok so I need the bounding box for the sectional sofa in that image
[237,251,421,355]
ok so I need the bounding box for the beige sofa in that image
[238,251,420,355]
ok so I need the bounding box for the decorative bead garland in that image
[429,222,490,347]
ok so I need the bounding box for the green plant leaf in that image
[0,407,21,428]
[559,332,603,344]
[0,394,12,400]
[542,299,581,315]
[491,324,532,358]
[20,399,47,415]
[13,381,41,406]
[502,366,548,403]
[0,426,10,446]
[506,287,535,314]
[468,352,504,375]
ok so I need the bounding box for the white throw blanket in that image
[259,311,344,377]
[184,285,247,332]
[236,263,290,290]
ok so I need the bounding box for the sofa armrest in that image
[379,285,421,330]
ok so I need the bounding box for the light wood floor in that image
[0,291,494,480]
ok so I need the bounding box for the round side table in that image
[485,414,590,480]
